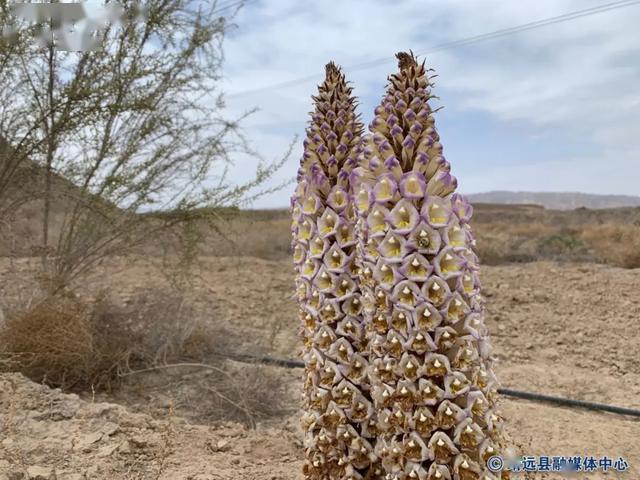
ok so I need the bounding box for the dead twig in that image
[117,362,229,377]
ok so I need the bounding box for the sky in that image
[214,0,640,208]
[18,0,636,207]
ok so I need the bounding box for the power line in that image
[212,0,256,16]
[227,0,640,99]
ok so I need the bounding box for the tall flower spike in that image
[292,62,381,480]
[353,51,510,479]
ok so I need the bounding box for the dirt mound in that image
[0,372,303,479]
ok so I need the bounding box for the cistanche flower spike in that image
[292,62,383,479]
[352,51,511,479]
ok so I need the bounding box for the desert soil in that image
[1,257,639,479]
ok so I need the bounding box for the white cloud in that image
[216,0,640,206]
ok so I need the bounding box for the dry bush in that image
[98,289,290,426]
[580,224,640,269]
[138,362,292,427]
[91,289,290,425]
[90,288,220,369]
[208,362,291,426]
[0,295,96,388]
[0,287,290,425]
[0,288,221,390]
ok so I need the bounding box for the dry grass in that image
[4,203,640,269]
[474,223,593,265]
[471,205,640,268]
[580,224,640,269]
[90,288,215,370]
[0,286,290,425]
[146,209,293,260]
[211,362,291,426]
[118,361,292,427]
[181,205,640,269]
[0,288,225,390]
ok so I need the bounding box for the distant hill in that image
[466,191,640,210]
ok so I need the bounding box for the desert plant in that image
[291,63,380,479]
[0,287,214,390]
[0,0,289,291]
[351,52,510,479]
[0,294,95,388]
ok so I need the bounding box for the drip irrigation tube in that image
[221,351,306,369]
[497,388,640,418]
[220,351,640,419]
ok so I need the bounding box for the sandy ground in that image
[1,257,639,479]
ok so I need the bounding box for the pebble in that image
[25,466,53,480]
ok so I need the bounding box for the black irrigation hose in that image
[498,388,640,418]
[217,350,306,369]
[222,352,640,419]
